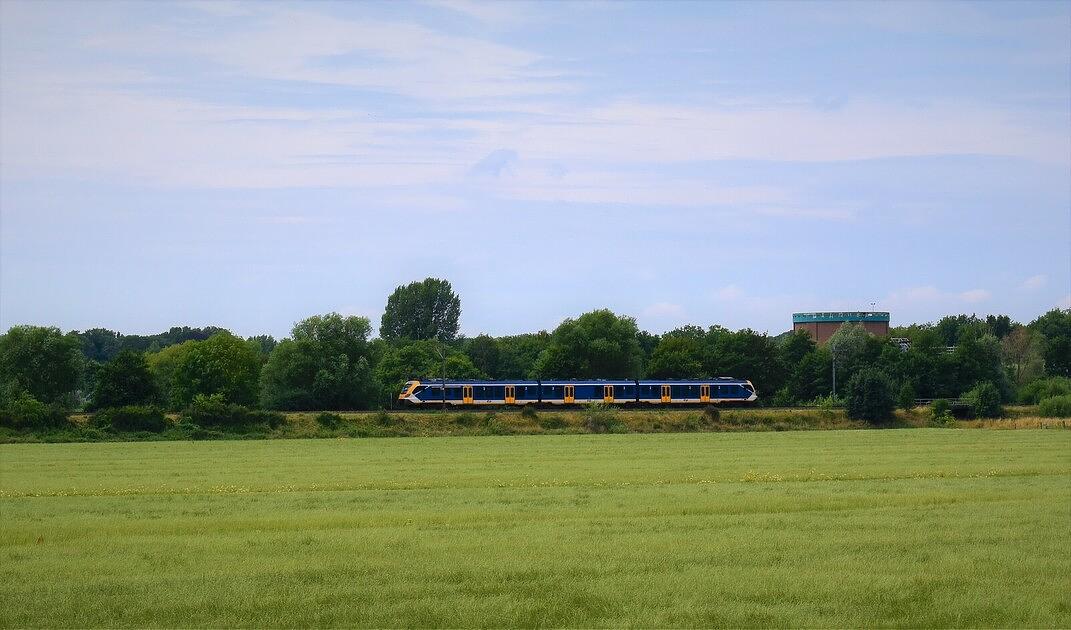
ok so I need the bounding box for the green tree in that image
[897,381,916,410]
[646,334,703,378]
[496,333,551,379]
[0,325,83,406]
[163,333,261,409]
[704,327,784,394]
[380,278,462,342]
[260,314,380,410]
[844,368,896,423]
[77,328,124,362]
[464,335,501,378]
[374,340,484,396]
[963,381,1002,418]
[786,347,832,403]
[532,309,641,378]
[1029,309,1071,377]
[90,350,157,410]
[779,329,817,369]
[1001,327,1044,387]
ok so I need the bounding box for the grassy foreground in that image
[1,430,1069,628]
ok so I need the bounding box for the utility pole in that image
[831,340,838,399]
[435,341,448,410]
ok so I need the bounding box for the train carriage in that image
[399,378,757,406]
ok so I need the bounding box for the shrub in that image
[538,414,568,430]
[520,405,539,420]
[807,394,843,409]
[374,411,395,426]
[1038,395,1071,418]
[1017,377,1071,405]
[963,381,1002,419]
[183,394,283,431]
[93,405,168,432]
[454,412,478,427]
[482,413,511,435]
[930,399,954,427]
[703,406,721,423]
[845,368,895,423]
[768,387,794,407]
[315,412,345,429]
[897,382,916,410]
[582,403,624,434]
[0,391,70,429]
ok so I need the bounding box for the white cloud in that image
[1021,274,1047,290]
[959,289,991,303]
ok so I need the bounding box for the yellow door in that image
[463,385,473,404]
[603,384,614,403]
[700,384,710,403]
[661,384,671,403]
[505,385,516,404]
[564,385,574,403]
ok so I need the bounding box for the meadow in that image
[1,429,1069,628]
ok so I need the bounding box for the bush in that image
[538,414,568,430]
[1017,377,1071,404]
[482,412,512,435]
[768,387,794,407]
[844,368,895,423]
[454,412,478,426]
[183,394,283,431]
[374,411,395,426]
[897,382,916,410]
[582,403,624,434]
[520,405,539,420]
[963,381,1002,419]
[703,406,720,423]
[93,405,168,432]
[315,412,345,429]
[930,399,954,427]
[0,391,70,429]
[1038,395,1071,418]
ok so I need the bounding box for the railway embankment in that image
[1,405,1066,443]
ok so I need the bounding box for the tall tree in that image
[1030,309,1071,377]
[1001,327,1044,387]
[158,333,261,408]
[0,325,83,406]
[260,313,380,411]
[379,278,461,342]
[533,309,642,379]
[90,350,157,409]
[647,330,703,378]
[464,335,501,378]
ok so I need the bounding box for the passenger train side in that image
[399,378,757,406]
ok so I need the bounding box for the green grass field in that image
[2,429,1069,628]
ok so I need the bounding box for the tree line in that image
[2,277,1070,429]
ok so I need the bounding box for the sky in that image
[1,0,1069,339]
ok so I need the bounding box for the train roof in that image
[412,378,749,385]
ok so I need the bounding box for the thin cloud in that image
[1021,274,1047,290]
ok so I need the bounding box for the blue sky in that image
[1,0,1068,338]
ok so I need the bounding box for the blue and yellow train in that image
[399,378,757,406]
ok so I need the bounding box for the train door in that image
[463,385,473,405]
[700,384,710,403]
[505,385,516,404]
[564,385,575,404]
[661,384,671,403]
[603,384,614,403]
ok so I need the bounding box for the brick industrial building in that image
[792,312,890,344]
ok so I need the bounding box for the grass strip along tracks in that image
[1,429,1069,627]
